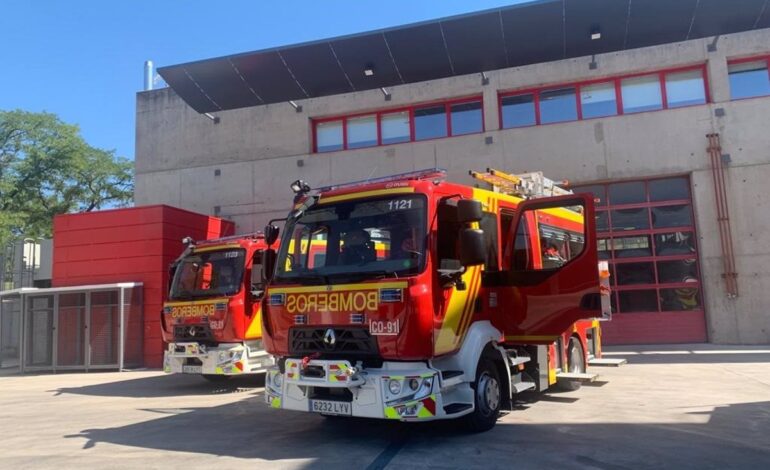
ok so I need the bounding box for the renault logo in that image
[322,328,336,348]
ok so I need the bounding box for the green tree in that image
[0,110,133,247]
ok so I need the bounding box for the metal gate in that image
[0,283,143,373]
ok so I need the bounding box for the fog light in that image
[408,378,419,391]
[388,379,402,395]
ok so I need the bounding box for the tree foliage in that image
[0,110,133,247]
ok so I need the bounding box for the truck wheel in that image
[463,359,502,432]
[202,374,232,383]
[559,337,585,391]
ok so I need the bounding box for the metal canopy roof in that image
[158,0,770,114]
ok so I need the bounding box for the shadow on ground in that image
[61,382,770,469]
[604,350,770,365]
[50,373,265,398]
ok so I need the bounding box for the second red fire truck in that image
[260,168,613,431]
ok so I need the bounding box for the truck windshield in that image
[169,249,246,300]
[274,195,426,283]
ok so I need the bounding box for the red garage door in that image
[573,177,707,344]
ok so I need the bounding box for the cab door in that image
[492,194,601,343]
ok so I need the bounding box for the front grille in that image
[289,327,379,357]
[174,324,212,341]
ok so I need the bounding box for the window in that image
[316,121,343,153]
[501,94,536,128]
[313,97,483,153]
[499,66,707,129]
[414,105,447,141]
[381,111,410,144]
[450,101,483,135]
[621,75,663,114]
[665,70,706,108]
[581,82,617,119]
[346,115,377,149]
[729,60,770,100]
[540,87,577,124]
[572,177,702,317]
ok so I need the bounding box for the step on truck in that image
[161,233,273,381]
[260,168,613,430]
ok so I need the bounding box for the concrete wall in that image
[135,29,770,344]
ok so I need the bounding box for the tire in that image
[202,374,232,383]
[559,337,585,391]
[463,359,502,433]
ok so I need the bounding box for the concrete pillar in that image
[706,44,730,104]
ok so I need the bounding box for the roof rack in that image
[314,168,446,194]
[469,168,572,199]
[200,231,264,244]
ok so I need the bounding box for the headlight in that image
[408,378,419,391]
[273,372,283,389]
[388,379,402,395]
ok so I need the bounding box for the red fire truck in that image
[161,234,273,380]
[261,168,613,431]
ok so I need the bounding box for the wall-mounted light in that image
[380,87,391,101]
[364,64,375,77]
[204,113,220,124]
[481,71,489,86]
[289,100,303,113]
[590,27,601,40]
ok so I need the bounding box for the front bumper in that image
[163,342,272,375]
[264,359,461,421]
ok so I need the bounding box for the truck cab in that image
[262,169,610,430]
[161,234,273,379]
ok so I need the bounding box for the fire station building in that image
[134,1,770,345]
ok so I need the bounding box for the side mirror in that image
[459,228,485,266]
[457,199,483,223]
[264,224,280,246]
[262,248,277,282]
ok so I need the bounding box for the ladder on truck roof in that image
[469,168,572,199]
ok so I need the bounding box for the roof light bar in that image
[314,168,446,194]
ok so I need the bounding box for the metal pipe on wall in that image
[707,133,738,297]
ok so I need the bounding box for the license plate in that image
[369,320,399,336]
[182,365,202,374]
[310,399,352,416]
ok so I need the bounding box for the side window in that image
[512,214,533,271]
[500,210,516,270]
[532,206,587,271]
[251,251,263,289]
[479,212,499,271]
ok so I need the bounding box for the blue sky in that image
[0,0,528,161]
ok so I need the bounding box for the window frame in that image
[497,64,710,129]
[572,175,703,314]
[727,54,770,101]
[311,95,484,153]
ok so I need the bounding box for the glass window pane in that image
[501,94,536,128]
[652,205,692,228]
[621,75,663,113]
[612,235,652,258]
[611,208,649,231]
[657,259,699,283]
[581,82,618,118]
[596,211,609,232]
[655,232,696,256]
[609,181,646,205]
[573,184,607,206]
[540,87,577,124]
[729,61,770,100]
[618,290,659,312]
[414,105,447,141]
[598,238,611,260]
[649,177,689,201]
[346,115,377,149]
[381,111,410,144]
[660,287,701,311]
[316,121,343,152]
[665,70,706,108]
[450,101,482,135]
[615,262,655,285]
